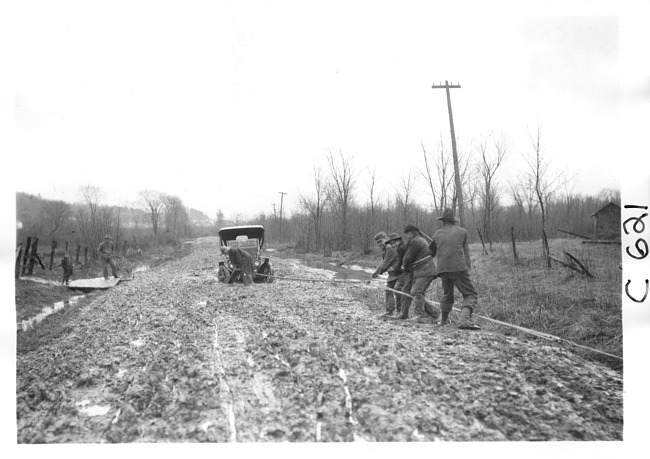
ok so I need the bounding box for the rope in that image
[256,272,623,361]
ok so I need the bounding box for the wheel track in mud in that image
[16,237,623,442]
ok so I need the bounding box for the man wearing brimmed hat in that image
[372,232,403,316]
[97,234,120,281]
[399,224,438,323]
[429,208,480,330]
[385,233,408,316]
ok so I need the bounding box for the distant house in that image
[591,202,620,239]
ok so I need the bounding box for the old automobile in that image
[217,225,274,283]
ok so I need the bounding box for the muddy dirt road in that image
[16,237,623,443]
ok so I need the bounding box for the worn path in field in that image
[16,237,623,442]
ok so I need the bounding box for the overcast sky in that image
[5,0,647,220]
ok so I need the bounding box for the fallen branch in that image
[582,240,621,245]
[558,229,591,239]
[565,251,594,278]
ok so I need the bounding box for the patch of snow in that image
[130,339,145,348]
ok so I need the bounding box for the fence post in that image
[49,239,57,270]
[27,237,39,275]
[511,226,518,264]
[22,237,32,275]
[15,245,23,279]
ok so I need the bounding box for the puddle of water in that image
[18,295,85,331]
[77,404,111,417]
[279,255,373,281]
[345,264,376,275]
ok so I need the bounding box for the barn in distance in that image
[591,202,621,240]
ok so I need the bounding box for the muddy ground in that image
[15,237,623,443]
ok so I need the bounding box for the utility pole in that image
[432,80,465,227]
[278,192,287,241]
[272,203,277,219]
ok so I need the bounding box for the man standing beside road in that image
[220,245,255,286]
[399,224,437,323]
[97,234,119,281]
[429,208,481,330]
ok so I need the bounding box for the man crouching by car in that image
[220,246,255,286]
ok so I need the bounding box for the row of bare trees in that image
[256,126,618,254]
[17,187,194,258]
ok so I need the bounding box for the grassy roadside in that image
[15,240,195,355]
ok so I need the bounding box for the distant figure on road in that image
[399,224,437,323]
[371,232,399,316]
[97,234,119,281]
[61,252,73,285]
[220,245,255,286]
[429,208,481,330]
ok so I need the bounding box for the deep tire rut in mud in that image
[16,237,623,443]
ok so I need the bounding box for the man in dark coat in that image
[399,224,437,322]
[220,245,255,286]
[97,234,119,280]
[372,232,402,317]
[61,252,74,285]
[385,233,408,317]
[429,208,480,330]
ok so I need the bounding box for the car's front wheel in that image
[217,265,230,283]
[258,264,274,283]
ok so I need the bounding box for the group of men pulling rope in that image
[372,208,481,330]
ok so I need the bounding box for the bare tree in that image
[396,169,415,226]
[139,190,165,242]
[510,175,539,240]
[356,167,381,254]
[597,187,621,205]
[326,149,356,250]
[476,133,508,249]
[163,195,187,238]
[43,200,71,236]
[420,137,454,216]
[299,164,327,252]
[77,185,105,258]
[523,124,566,267]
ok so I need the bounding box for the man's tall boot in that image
[439,310,450,326]
[424,300,441,322]
[458,306,481,330]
